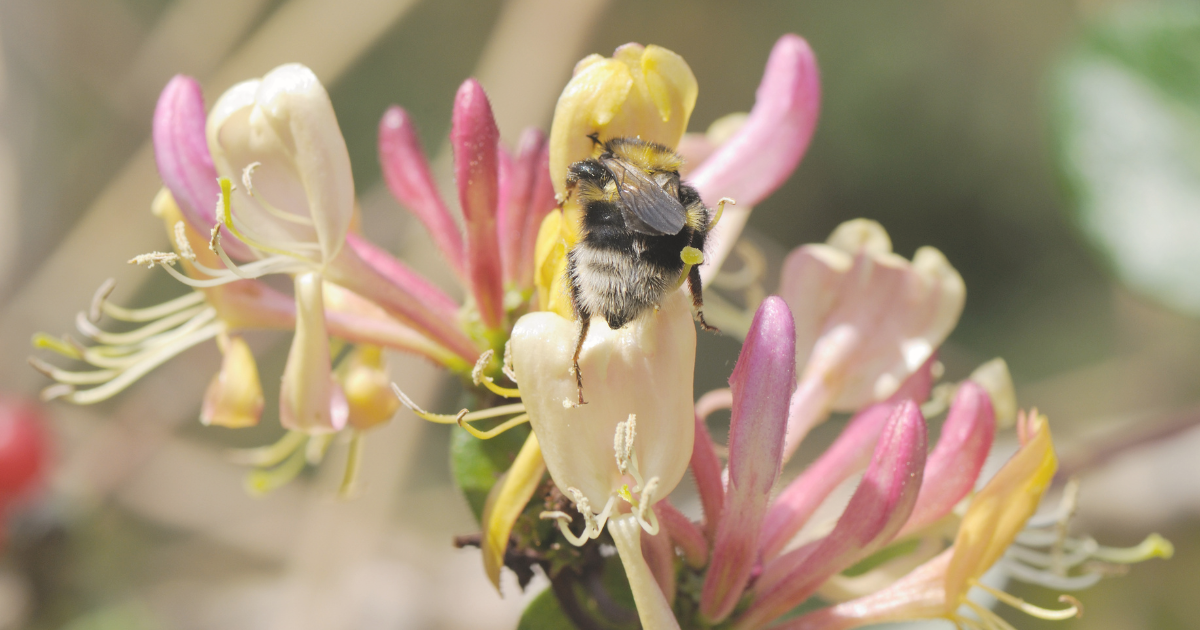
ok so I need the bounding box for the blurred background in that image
[0,0,1197,628]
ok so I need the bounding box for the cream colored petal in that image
[510,290,695,507]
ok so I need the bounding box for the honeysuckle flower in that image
[548,42,698,193]
[535,35,821,316]
[468,289,693,629]
[200,334,264,428]
[777,411,1172,630]
[207,63,353,265]
[700,296,796,623]
[778,218,966,461]
[378,105,466,280]
[511,288,695,519]
[757,356,941,561]
[29,28,1170,630]
[151,69,480,362]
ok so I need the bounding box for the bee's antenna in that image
[586,132,602,147]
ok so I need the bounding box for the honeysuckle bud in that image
[759,356,938,561]
[207,63,354,264]
[548,42,697,193]
[701,297,796,623]
[510,289,695,510]
[779,219,965,461]
[279,272,346,433]
[452,79,506,330]
[896,380,995,537]
[778,411,1058,630]
[339,345,399,431]
[200,335,264,428]
[153,75,253,261]
[378,106,465,278]
[498,128,555,290]
[737,402,927,630]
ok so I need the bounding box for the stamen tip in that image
[472,349,494,386]
[1058,595,1083,618]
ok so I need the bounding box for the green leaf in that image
[450,422,531,523]
[515,555,640,630]
[516,587,577,630]
[1053,3,1200,315]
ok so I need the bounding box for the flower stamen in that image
[471,349,522,398]
[541,488,617,546]
[241,162,315,227]
[970,580,1081,621]
[391,383,528,439]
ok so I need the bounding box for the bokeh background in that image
[0,0,1196,628]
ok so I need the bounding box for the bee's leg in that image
[572,316,591,405]
[687,265,718,332]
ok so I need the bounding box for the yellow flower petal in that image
[480,433,545,590]
[548,43,697,194]
[201,335,264,429]
[944,410,1057,602]
[532,210,575,318]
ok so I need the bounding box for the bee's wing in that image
[601,157,687,235]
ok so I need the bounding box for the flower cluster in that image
[29,28,1169,630]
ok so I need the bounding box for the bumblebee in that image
[564,135,720,404]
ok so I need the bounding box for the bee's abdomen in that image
[567,237,678,329]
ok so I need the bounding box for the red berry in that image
[0,398,49,507]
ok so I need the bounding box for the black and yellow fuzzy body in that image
[564,136,716,404]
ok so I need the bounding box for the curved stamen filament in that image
[28,357,117,385]
[306,432,335,464]
[75,305,207,346]
[970,580,1081,621]
[962,599,1018,630]
[218,177,315,260]
[708,197,734,231]
[458,413,530,440]
[228,431,308,467]
[391,383,525,424]
[338,430,364,499]
[999,558,1103,591]
[1089,533,1174,564]
[245,445,309,496]
[60,322,223,404]
[154,254,309,288]
[242,162,315,226]
[1006,536,1097,570]
[471,349,522,398]
[77,309,217,369]
[99,289,206,322]
[541,494,617,547]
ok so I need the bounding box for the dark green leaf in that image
[516,587,577,630]
[449,422,531,523]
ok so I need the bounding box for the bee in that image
[564,134,725,404]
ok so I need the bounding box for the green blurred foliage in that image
[1053,2,1200,316]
